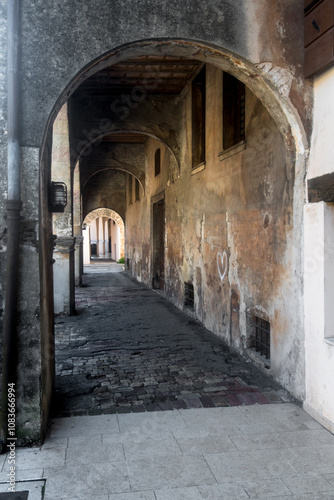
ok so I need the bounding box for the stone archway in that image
[38,38,308,442]
[41,39,307,165]
[41,39,308,320]
[83,208,125,261]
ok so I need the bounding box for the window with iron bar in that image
[250,316,270,360]
[184,282,194,309]
[155,148,161,177]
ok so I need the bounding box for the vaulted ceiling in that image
[71,55,202,206]
[78,56,202,96]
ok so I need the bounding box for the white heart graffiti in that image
[217,251,228,282]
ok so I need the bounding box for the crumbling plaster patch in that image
[255,63,293,99]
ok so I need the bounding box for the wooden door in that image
[152,200,165,290]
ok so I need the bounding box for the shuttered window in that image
[305,0,334,77]
[192,66,206,168]
[155,148,161,177]
[135,178,140,202]
[223,72,245,151]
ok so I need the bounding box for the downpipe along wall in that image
[1,0,22,450]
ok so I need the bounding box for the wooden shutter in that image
[305,0,334,77]
[192,66,206,167]
[223,73,245,150]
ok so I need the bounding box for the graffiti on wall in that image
[217,251,228,282]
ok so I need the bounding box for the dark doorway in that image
[152,199,165,290]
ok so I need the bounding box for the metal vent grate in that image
[184,282,194,309]
[250,316,270,360]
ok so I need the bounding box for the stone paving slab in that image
[1,406,334,499]
[54,270,294,416]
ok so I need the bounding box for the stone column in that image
[89,219,97,256]
[98,217,104,256]
[51,103,75,314]
[73,162,83,286]
[53,236,76,315]
[83,226,91,265]
[74,236,83,286]
[104,219,110,255]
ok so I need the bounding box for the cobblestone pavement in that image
[53,270,294,417]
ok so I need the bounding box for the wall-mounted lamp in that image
[50,182,67,212]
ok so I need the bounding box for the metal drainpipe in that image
[0,0,22,451]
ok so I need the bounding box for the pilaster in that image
[53,236,76,315]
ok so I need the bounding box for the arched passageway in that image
[41,38,307,437]
[83,208,125,263]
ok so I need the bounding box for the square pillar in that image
[74,236,83,286]
[53,236,76,315]
[83,226,91,265]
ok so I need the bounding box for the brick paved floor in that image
[53,270,294,416]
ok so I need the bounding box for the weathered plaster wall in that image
[126,65,304,399]
[126,174,151,283]
[125,136,176,285]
